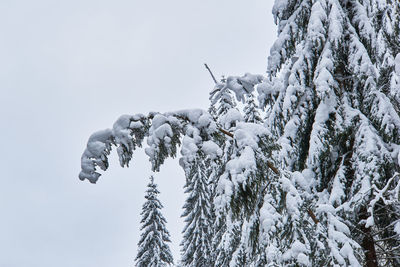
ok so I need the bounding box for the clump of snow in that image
[282,240,309,264]
[280,175,301,217]
[272,0,289,22]
[365,216,374,228]
[234,129,258,149]
[307,1,327,44]
[154,124,173,140]
[291,240,307,255]
[201,141,222,159]
[328,3,344,44]
[226,146,256,171]
[297,253,310,266]
[257,79,279,108]
[151,114,169,129]
[340,243,361,267]
[220,109,243,129]
[146,114,175,162]
[260,194,280,234]
[225,73,264,102]
[79,129,114,183]
[210,73,264,105]
[394,221,400,235]
[396,54,400,76]
[292,171,311,192]
[198,113,212,127]
[130,121,143,129]
[398,150,400,167]
[236,121,271,137]
[214,174,233,215]
[329,166,346,206]
[180,136,199,162]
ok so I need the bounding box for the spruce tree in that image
[180,150,214,267]
[209,79,240,266]
[260,0,400,265]
[79,1,400,266]
[209,77,237,119]
[135,176,173,267]
[243,92,262,124]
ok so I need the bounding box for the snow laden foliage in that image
[80,0,400,266]
[265,0,400,266]
[135,176,173,267]
[79,110,217,183]
[244,92,263,124]
[179,134,216,266]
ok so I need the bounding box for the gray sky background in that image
[0,1,275,266]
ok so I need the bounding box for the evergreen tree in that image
[209,77,237,119]
[243,92,262,124]
[135,176,173,267]
[79,1,400,266]
[260,0,400,265]
[209,79,240,266]
[180,150,214,267]
[378,1,400,108]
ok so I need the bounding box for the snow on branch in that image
[79,70,276,184]
[366,173,400,228]
[210,73,264,104]
[218,127,281,175]
[79,110,220,183]
[79,129,114,183]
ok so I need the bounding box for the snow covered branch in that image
[79,110,218,183]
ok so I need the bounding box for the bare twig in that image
[267,161,280,175]
[204,63,218,84]
[307,209,319,225]
[219,128,234,138]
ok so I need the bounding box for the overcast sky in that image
[0,1,275,266]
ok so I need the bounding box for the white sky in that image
[0,1,275,266]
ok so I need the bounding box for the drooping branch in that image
[79,109,220,183]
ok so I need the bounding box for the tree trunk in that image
[359,207,378,267]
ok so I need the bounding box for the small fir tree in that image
[243,92,262,124]
[135,176,173,267]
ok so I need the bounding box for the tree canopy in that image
[80,1,400,266]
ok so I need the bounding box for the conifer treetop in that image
[135,175,174,267]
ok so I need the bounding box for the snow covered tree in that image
[209,76,237,119]
[135,176,174,267]
[260,0,400,265]
[79,1,400,266]
[243,92,262,124]
[180,149,215,266]
[209,83,241,267]
[378,1,400,111]
[209,74,268,266]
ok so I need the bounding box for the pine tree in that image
[135,176,174,267]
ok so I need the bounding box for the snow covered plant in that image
[135,176,174,267]
[80,0,400,266]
